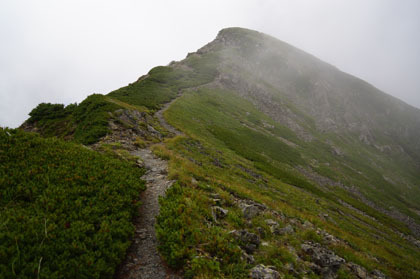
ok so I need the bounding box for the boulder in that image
[241,203,261,219]
[301,242,345,272]
[278,224,294,235]
[238,200,266,219]
[231,230,260,254]
[250,264,280,279]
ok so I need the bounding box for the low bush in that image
[0,128,145,278]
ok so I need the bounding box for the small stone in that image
[371,269,386,279]
[289,218,299,225]
[212,198,222,205]
[210,193,221,199]
[256,227,265,237]
[284,263,298,276]
[302,220,313,229]
[212,206,228,220]
[240,249,255,264]
[265,219,278,226]
[348,263,368,279]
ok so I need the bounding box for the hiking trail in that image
[115,98,182,279]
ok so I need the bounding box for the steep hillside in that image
[18,27,420,278]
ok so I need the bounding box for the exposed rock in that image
[240,249,255,264]
[320,267,337,279]
[240,203,262,219]
[284,263,299,276]
[209,193,221,200]
[323,233,339,245]
[277,224,294,235]
[250,264,280,279]
[331,145,344,156]
[347,263,368,279]
[301,242,345,273]
[212,206,228,221]
[265,219,280,234]
[371,269,387,279]
[265,219,278,226]
[256,227,266,237]
[302,220,314,229]
[212,198,222,205]
[231,230,261,254]
[236,164,264,180]
[289,218,300,226]
[316,229,340,245]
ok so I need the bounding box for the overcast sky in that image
[1,0,419,128]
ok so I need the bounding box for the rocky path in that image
[115,148,180,279]
[155,94,183,136]
[115,98,183,278]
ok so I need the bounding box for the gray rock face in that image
[278,224,294,235]
[237,199,266,219]
[231,230,261,254]
[250,264,280,279]
[240,203,261,219]
[301,242,345,272]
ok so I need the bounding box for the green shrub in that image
[26,94,122,145]
[0,128,145,278]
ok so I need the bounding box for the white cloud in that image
[1,0,419,127]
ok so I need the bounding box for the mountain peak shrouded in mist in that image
[5,27,420,278]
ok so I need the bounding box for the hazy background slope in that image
[164,27,420,229]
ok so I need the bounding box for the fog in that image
[1,0,419,128]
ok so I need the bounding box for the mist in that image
[1,0,419,128]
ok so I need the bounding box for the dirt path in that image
[115,100,182,278]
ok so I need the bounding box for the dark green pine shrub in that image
[26,94,122,145]
[0,128,145,278]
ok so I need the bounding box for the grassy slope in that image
[155,87,420,278]
[0,128,145,278]
[214,27,420,216]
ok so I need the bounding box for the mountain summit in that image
[11,27,420,278]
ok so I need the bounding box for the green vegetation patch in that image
[27,94,122,145]
[108,52,219,110]
[156,182,247,279]
[0,128,145,278]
